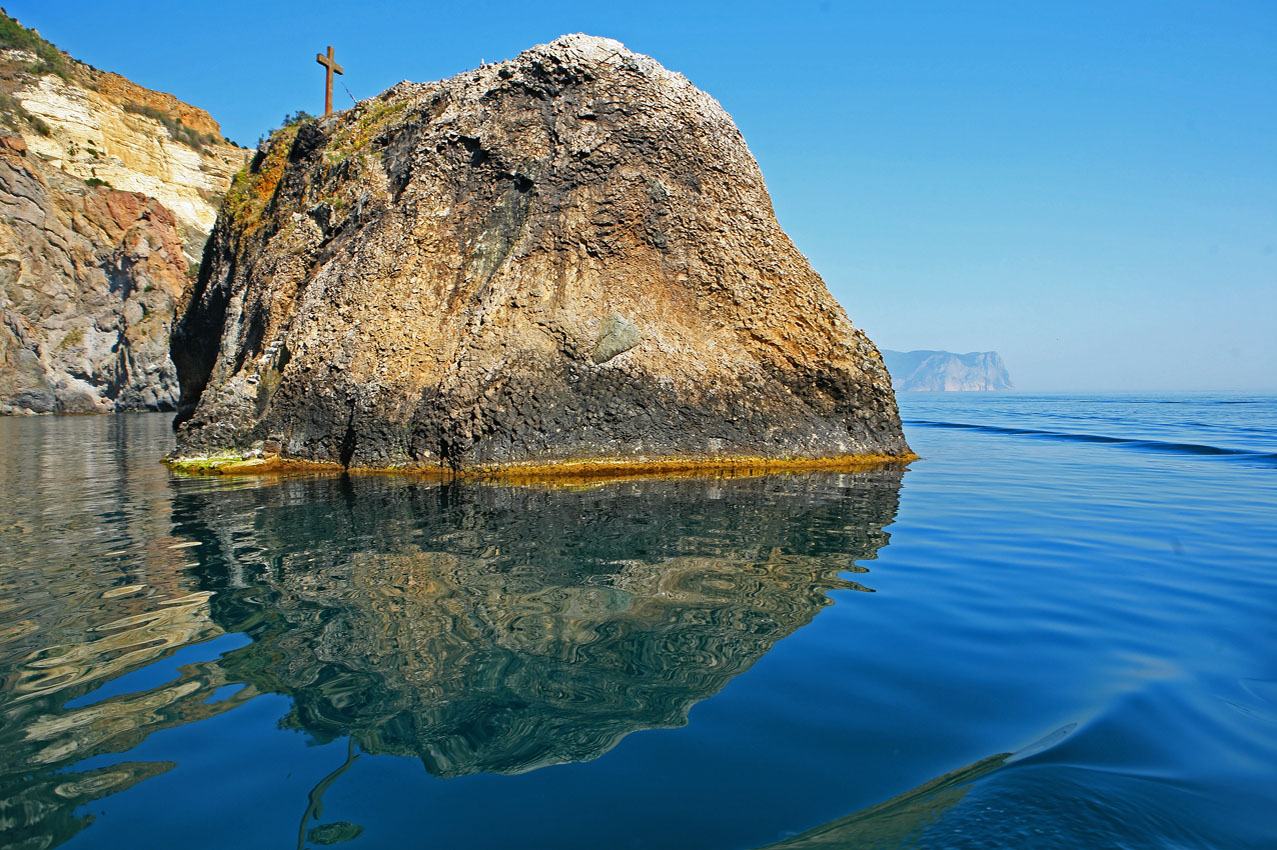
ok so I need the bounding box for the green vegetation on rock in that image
[324,98,409,165]
[0,11,69,136]
[221,123,302,233]
[122,102,220,154]
[56,327,83,350]
[0,11,71,80]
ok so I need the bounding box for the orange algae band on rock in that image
[164,451,919,482]
[169,34,911,473]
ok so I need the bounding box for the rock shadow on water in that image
[171,468,904,778]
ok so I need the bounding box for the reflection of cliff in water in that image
[0,415,252,850]
[175,470,903,777]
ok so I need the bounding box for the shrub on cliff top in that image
[0,11,71,80]
[222,123,302,233]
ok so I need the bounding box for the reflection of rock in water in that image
[0,415,254,850]
[174,470,902,777]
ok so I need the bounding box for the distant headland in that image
[881,349,1014,392]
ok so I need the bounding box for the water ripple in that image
[905,419,1277,465]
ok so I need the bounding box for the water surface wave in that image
[0,397,1274,849]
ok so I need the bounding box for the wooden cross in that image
[316,45,344,116]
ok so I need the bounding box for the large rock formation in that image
[0,11,246,414]
[172,34,910,472]
[882,349,1014,392]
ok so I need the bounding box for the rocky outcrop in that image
[172,34,910,473]
[881,349,1014,392]
[0,11,245,414]
[9,68,244,256]
[0,143,190,413]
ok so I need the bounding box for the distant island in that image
[881,350,1014,392]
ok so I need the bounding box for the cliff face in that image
[0,142,189,413]
[173,34,910,471]
[881,349,1014,392]
[0,11,245,414]
[1,17,245,256]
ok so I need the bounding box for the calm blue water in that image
[0,393,1274,849]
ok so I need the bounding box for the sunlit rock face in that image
[2,24,244,252]
[172,34,909,470]
[0,12,246,414]
[174,470,903,777]
[0,149,192,413]
[14,70,243,246]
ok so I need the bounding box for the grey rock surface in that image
[592,314,642,364]
[0,144,190,414]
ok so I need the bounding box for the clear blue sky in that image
[10,0,1275,391]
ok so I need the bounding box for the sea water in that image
[0,393,1273,849]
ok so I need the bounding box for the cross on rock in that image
[316,45,344,116]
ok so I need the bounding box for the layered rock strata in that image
[172,34,911,472]
[0,142,189,413]
[0,11,245,413]
[1,13,245,257]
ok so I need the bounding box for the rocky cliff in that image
[0,11,244,413]
[1,12,245,255]
[0,141,192,412]
[172,34,910,473]
[881,349,1014,392]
